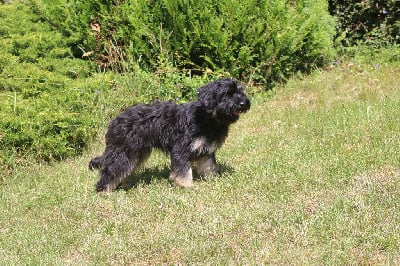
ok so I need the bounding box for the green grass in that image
[1,59,399,264]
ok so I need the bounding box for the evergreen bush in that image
[0,3,108,172]
[1,0,338,173]
[28,0,336,85]
[0,2,209,174]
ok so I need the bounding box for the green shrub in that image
[329,0,400,47]
[0,3,108,172]
[0,0,337,173]
[0,2,211,174]
[28,0,336,86]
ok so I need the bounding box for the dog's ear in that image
[227,81,237,95]
[197,83,218,109]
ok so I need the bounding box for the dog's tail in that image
[89,156,103,170]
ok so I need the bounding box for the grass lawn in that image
[1,58,399,264]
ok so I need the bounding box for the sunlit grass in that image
[1,59,399,264]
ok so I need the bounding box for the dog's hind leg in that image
[95,149,150,192]
[95,153,132,192]
[120,149,151,189]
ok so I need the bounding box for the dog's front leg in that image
[195,153,220,177]
[169,153,194,188]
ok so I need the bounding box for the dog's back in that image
[105,100,187,152]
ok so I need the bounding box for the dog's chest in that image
[190,136,220,155]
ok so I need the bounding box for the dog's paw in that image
[169,175,194,189]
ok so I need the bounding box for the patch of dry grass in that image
[1,57,399,264]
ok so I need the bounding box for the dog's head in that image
[197,78,251,124]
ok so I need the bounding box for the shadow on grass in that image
[120,162,234,190]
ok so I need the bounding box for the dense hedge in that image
[329,0,400,47]
[28,0,336,85]
[1,1,337,173]
[0,3,209,174]
[2,0,398,173]
[0,3,107,172]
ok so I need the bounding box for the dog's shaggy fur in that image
[89,78,250,192]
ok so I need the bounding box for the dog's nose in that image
[239,102,245,107]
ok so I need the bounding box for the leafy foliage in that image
[0,2,210,173]
[329,0,400,47]
[28,0,336,85]
[0,3,108,170]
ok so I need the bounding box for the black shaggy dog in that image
[89,78,250,192]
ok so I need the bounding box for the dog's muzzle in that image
[233,99,251,116]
